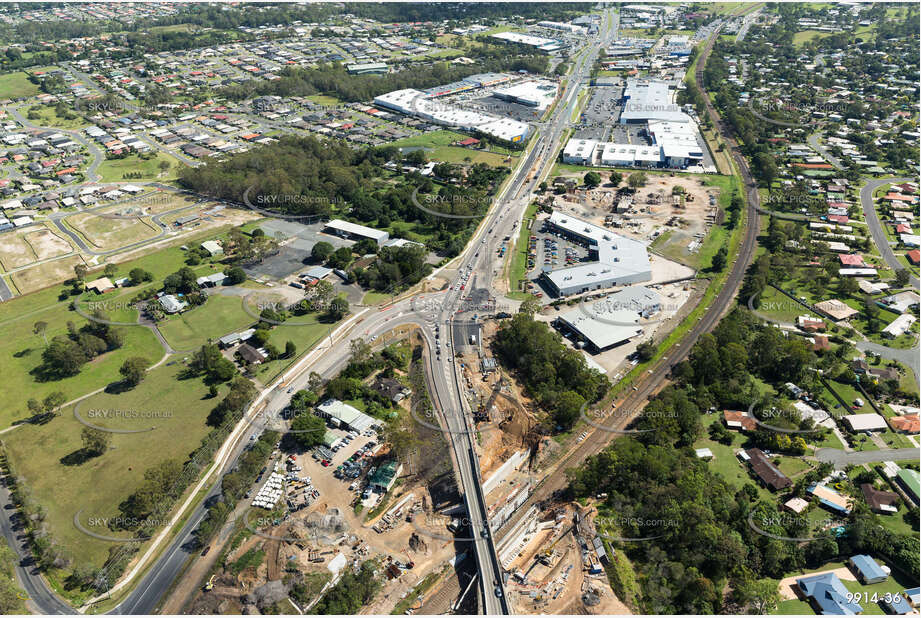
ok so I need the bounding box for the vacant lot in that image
[0,226,73,270]
[0,71,41,98]
[67,209,161,251]
[9,254,86,294]
[390,130,517,167]
[3,362,218,574]
[96,152,179,183]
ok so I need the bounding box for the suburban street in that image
[859,176,919,289]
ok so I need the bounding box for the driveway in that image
[860,177,919,289]
[815,447,919,468]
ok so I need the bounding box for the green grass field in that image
[0,71,41,99]
[362,291,392,305]
[157,295,256,351]
[3,362,218,586]
[23,104,85,130]
[97,152,179,183]
[506,200,539,300]
[0,301,164,429]
[389,130,519,167]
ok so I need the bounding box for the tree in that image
[104,264,118,279]
[350,338,373,363]
[129,268,153,285]
[627,171,647,189]
[81,427,111,457]
[290,413,326,449]
[311,241,334,263]
[119,356,151,387]
[224,266,246,285]
[74,264,88,281]
[636,339,657,361]
[553,390,585,430]
[285,340,297,358]
[519,296,541,317]
[711,245,728,272]
[26,391,66,418]
[583,171,602,189]
[33,321,48,346]
[894,268,910,288]
[609,171,623,186]
[327,246,354,270]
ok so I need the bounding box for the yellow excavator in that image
[204,574,216,591]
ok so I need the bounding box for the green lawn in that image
[158,295,256,351]
[0,292,164,428]
[694,415,775,501]
[254,320,335,383]
[23,104,86,130]
[2,362,218,587]
[362,291,392,305]
[389,130,519,166]
[775,456,813,478]
[97,152,180,183]
[506,200,539,300]
[0,71,41,98]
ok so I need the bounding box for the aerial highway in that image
[4,8,759,616]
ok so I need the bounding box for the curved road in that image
[859,176,919,289]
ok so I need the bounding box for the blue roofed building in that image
[903,587,920,608]
[882,594,912,615]
[796,572,863,615]
[848,555,888,584]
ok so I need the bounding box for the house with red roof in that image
[827,214,849,224]
[907,249,920,266]
[839,254,866,267]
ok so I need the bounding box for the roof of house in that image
[838,253,865,266]
[723,410,757,431]
[815,299,859,321]
[797,572,862,615]
[860,483,900,512]
[237,343,267,363]
[745,448,792,490]
[889,414,920,433]
[808,483,852,515]
[316,398,380,432]
[843,413,888,432]
[849,554,887,581]
[86,277,115,292]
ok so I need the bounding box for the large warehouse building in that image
[324,219,389,245]
[491,31,563,52]
[555,285,662,352]
[620,78,692,124]
[492,80,558,110]
[540,211,651,297]
[373,87,530,143]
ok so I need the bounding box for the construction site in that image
[547,171,724,269]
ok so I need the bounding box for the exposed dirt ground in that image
[0,225,73,270]
[9,254,86,294]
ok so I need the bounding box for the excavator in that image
[203,574,216,591]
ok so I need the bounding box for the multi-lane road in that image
[4,8,767,616]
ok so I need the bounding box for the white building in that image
[373,88,530,143]
[882,313,916,338]
[555,285,661,350]
[492,80,557,110]
[562,139,599,165]
[541,211,651,296]
[323,219,389,245]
